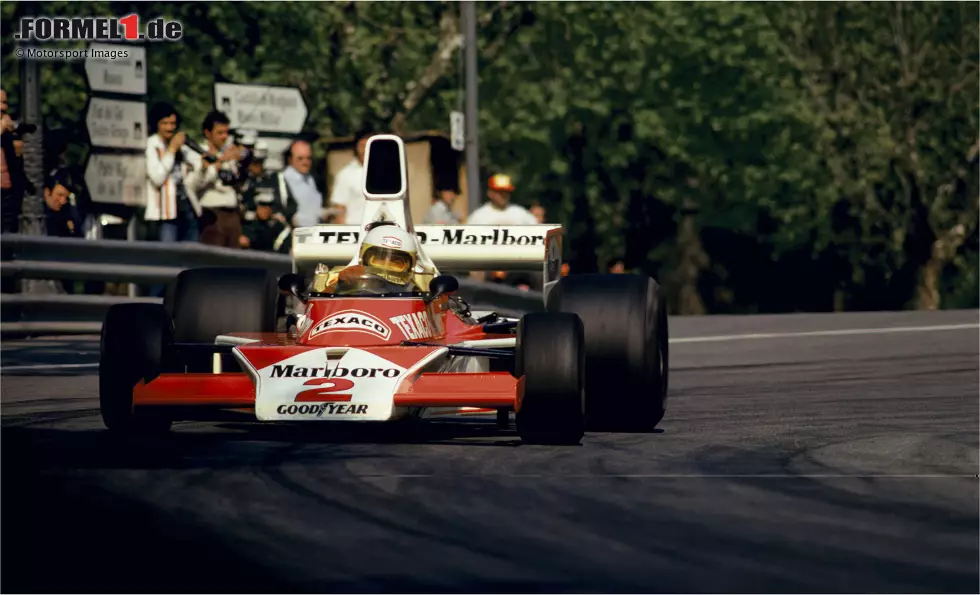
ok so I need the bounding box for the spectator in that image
[530,200,547,224]
[467,174,538,225]
[42,168,82,239]
[242,141,297,225]
[144,101,201,243]
[41,169,85,294]
[607,258,626,274]
[1,88,33,234]
[423,189,461,224]
[467,174,536,283]
[242,183,292,255]
[328,129,375,225]
[186,111,246,248]
[283,139,328,228]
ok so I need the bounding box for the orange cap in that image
[488,174,515,192]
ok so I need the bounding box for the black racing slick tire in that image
[99,303,176,433]
[514,312,586,445]
[167,267,279,372]
[546,274,668,432]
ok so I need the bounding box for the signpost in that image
[213,82,309,172]
[450,111,465,152]
[84,42,148,296]
[214,83,308,134]
[83,153,146,206]
[84,43,147,95]
[84,97,147,151]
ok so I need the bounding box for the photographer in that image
[1,88,36,234]
[144,101,201,243]
[242,183,292,255]
[185,111,248,248]
[241,140,297,224]
[241,140,296,253]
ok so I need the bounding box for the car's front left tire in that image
[99,303,176,433]
[514,312,586,445]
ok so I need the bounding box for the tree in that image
[765,1,979,310]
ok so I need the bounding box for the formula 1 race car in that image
[99,135,668,445]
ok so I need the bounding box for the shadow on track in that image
[0,416,524,594]
[1,416,521,472]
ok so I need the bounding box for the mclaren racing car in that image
[99,135,669,444]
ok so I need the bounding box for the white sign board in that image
[85,153,147,206]
[450,111,465,151]
[214,83,307,134]
[84,43,147,95]
[85,97,146,150]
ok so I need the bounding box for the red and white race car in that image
[99,136,669,444]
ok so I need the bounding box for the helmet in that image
[357,224,417,286]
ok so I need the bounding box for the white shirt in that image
[466,202,538,225]
[283,166,323,228]
[186,141,240,210]
[329,159,365,225]
[423,200,461,224]
[144,133,201,221]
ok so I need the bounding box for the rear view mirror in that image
[278,273,306,301]
[363,136,407,200]
[426,275,459,303]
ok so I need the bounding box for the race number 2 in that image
[294,378,355,402]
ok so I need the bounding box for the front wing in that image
[131,344,521,422]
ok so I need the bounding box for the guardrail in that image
[0,234,543,336]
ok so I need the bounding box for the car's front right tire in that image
[165,267,280,372]
[546,273,668,432]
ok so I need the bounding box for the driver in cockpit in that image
[314,222,421,294]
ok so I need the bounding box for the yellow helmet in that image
[358,224,417,286]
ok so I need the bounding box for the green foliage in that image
[2,0,975,311]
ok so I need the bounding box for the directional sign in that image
[84,153,146,206]
[450,111,465,151]
[85,97,147,150]
[84,43,147,95]
[214,83,308,134]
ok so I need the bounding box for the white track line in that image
[2,323,976,372]
[2,362,100,372]
[670,323,978,344]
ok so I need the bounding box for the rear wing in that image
[293,224,561,275]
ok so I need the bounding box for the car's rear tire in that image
[167,267,280,372]
[514,312,585,445]
[546,274,668,432]
[100,303,176,433]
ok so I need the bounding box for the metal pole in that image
[462,0,481,215]
[127,216,137,297]
[19,20,44,238]
[19,4,52,293]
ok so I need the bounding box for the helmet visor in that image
[362,246,414,282]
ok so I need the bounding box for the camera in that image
[214,128,257,186]
[210,129,257,187]
[6,121,37,141]
[231,128,256,163]
[13,122,37,136]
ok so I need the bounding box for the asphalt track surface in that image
[2,310,978,593]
